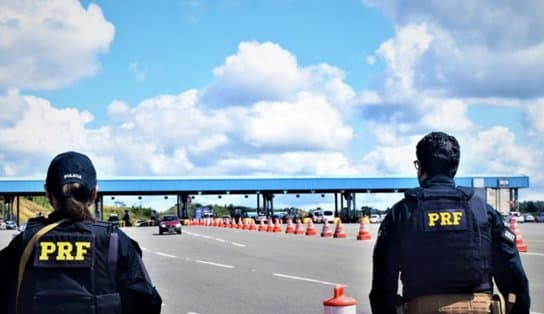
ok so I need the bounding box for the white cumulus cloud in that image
[0,0,114,91]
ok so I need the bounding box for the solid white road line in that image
[272,273,343,287]
[231,242,246,247]
[196,260,235,269]
[156,252,177,258]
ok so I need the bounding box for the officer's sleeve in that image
[490,208,530,314]
[0,234,25,314]
[369,207,401,314]
[116,231,162,314]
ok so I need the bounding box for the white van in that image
[322,209,335,223]
[369,214,380,224]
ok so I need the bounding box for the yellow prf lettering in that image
[440,212,452,225]
[428,211,463,227]
[39,242,56,261]
[75,242,91,261]
[428,213,440,226]
[56,242,74,261]
[38,241,91,261]
[452,212,463,225]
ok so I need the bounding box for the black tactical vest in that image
[400,186,491,300]
[19,219,121,314]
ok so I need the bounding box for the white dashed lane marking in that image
[184,231,248,248]
[156,252,176,258]
[272,273,344,287]
[195,260,235,269]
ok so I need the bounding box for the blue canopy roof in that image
[0,175,530,196]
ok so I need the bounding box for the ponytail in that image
[51,183,95,221]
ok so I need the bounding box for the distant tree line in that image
[518,201,544,213]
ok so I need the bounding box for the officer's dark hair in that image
[416,131,460,178]
[50,183,95,221]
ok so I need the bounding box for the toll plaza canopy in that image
[0,175,530,196]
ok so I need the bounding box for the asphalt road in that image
[1,222,543,314]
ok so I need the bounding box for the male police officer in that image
[0,151,162,313]
[369,132,530,314]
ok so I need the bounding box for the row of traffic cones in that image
[192,216,373,240]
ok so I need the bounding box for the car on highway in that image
[5,220,17,230]
[309,209,324,223]
[322,210,335,223]
[369,214,381,224]
[134,219,149,227]
[523,213,535,223]
[255,214,267,224]
[0,218,6,230]
[536,213,544,223]
[159,215,182,235]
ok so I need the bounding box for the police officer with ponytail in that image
[369,132,530,314]
[0,151,162,314]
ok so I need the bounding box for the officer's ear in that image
[89,186,98,203]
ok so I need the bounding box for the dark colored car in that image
[159,215,182,235]
[134,220,149,227]
[535,213,544,223]
[108,214,120,227]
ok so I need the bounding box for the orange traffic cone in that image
[273,218,282,232]
[306,219,317,236]
[321,219,333,237]
[294,219,305,235]
[334,220,347,238]
[249,219,257,231]
[285,218,295,234]
[323,285,356,314]
[258,219,267,232]
[510,217,528,252]
[267,218,275,232]
[356,219,372,240]
[242,219,249,230]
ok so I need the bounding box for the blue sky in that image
[1,0,543,211]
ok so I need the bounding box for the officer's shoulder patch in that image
[501,228,516,245]
[34,234,94,268]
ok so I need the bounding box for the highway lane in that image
[123,223,544,314]
[129,224,373,314]
[1,223,543,314]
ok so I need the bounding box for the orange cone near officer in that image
[323,285,356,314]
